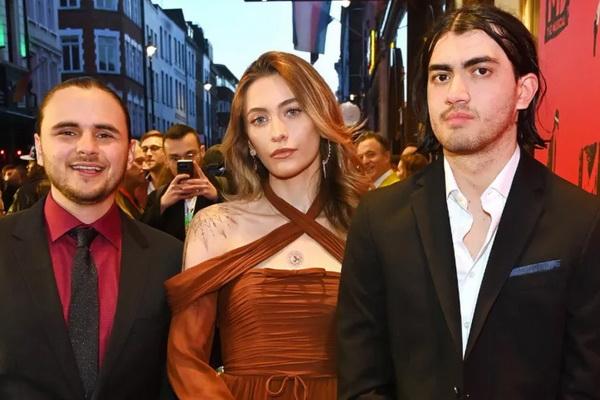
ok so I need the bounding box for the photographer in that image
[141,124,221,241]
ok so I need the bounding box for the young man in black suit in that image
[338,5,600,399]
[0,77,182,399]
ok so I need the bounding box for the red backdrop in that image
[536,0,600,194]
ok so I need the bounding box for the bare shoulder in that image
[186,202,242,248]
[183,200,255,269]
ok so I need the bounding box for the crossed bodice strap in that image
[166,183,345,313]
[262,183,344,262]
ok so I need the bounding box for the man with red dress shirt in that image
[0,77,182,400]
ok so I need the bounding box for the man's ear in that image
[34,133,44,167]
[515,73,539,111]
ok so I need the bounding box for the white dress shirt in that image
[444,146,520,356]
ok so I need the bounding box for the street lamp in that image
[146,43,157,129]
[203,82,212,92]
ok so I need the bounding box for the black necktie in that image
[68,227,99,398]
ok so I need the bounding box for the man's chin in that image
[58,185,116,206]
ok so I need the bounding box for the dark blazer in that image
[0,199,182,400]
[141,175,221,241]
[338,150,600,400]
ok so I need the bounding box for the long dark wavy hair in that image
[412,4,547,157]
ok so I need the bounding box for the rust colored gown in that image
[165,185,344,400]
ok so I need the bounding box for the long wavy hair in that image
[412,4,547,157]
[221,51,368,232]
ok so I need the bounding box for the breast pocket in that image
[506,259,565,290]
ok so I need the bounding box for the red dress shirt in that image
[44,194,122,366]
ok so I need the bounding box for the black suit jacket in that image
[141,175,220,241]
[338,151,600,399]
[0,199,182,400]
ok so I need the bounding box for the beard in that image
[44,154,126,206]
[48,176,117,205]
[432,104,517,155]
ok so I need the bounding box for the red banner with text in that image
[536,0,600,194]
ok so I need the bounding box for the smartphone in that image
[176,159,194,177]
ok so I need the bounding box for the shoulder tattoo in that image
[186,203,241,251]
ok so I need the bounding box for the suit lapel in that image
[97,215,150,389]
[465,152,546,358]
[12,199,85,399]
[411,160,463,356]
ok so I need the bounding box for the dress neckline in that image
[247,267,341,277]
[166,183,345,313]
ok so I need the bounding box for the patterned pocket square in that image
[509,260,561,277]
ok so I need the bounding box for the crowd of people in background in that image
[0,89,425,226]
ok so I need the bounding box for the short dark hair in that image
[163,124,202,149]
[36,76,131,139]
[413,4,546,156]
[355,131,391,152]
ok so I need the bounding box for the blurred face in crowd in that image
[35,86,131,208]
[357,138,391,182]
[124,141,146,186]
[427,30,537,156]
[141,135,165,173]
[245,74,321,182]
[3,167,20,185]
[164,132,203,177]
[397,145,417,174]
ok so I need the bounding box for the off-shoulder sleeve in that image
[164,228,297,399]
[167,292,235,399]
[164,184,344,398]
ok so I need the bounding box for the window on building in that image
[61,30,83,72]
[175,81,178,110]
[159,27,164,58]
[161,71,165,104]
[174,41,178,67]
[168,35,172,64]
[124,34,142,83]
[34,0,43,24]
[155,71,159,100]
[59,0,80,9]
[95,30,120,73]
[94,0,118,11]
[169,76,173,107]
[46,0,56,29]
[123,0,140,25]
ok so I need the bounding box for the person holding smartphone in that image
[141,124,220,241]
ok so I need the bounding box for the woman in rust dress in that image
[165,51,367,399]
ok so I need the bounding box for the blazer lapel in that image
[411,159,463,356]
[97,215,150,389]
[12,200,85,399]
[465,152,546,358]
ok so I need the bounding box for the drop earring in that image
[249,144,258,171]
[321,140,332,179]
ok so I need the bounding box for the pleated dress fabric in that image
[165,184,344,400]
